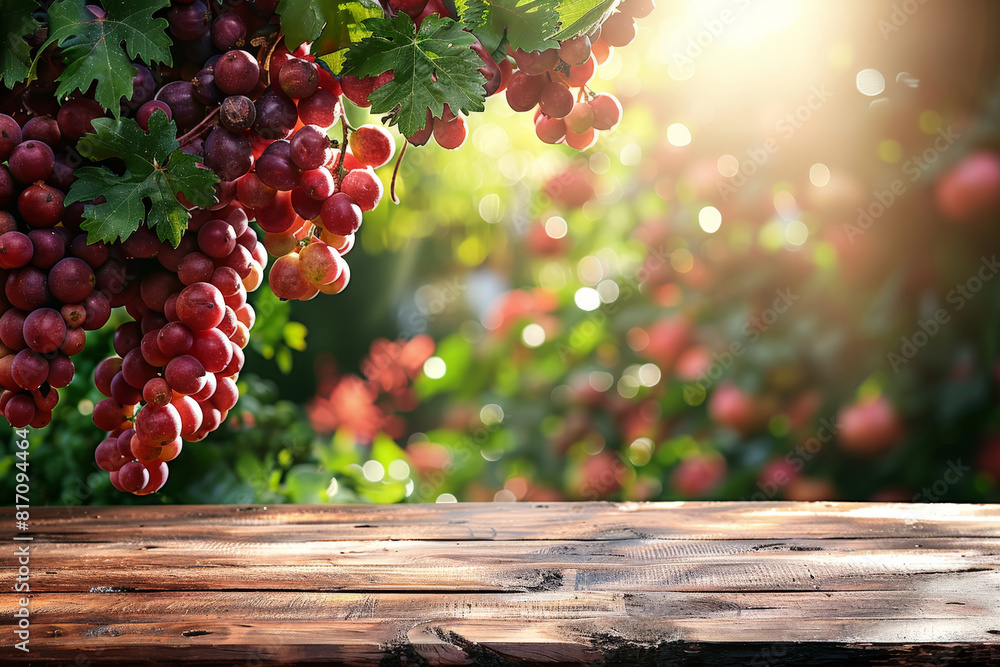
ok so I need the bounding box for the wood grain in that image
[1,501,998,665]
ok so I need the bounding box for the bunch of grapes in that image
[502,0,653,149]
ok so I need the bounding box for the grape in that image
[6,267,50,311]
[317,259,350,294]
[505,72,548,112]
[290,125,333,170]
[0,310,27,351]
[11,350,48,390]
[190,328,233,373]
[256,140,302,190]
[589,94,622,131]
[509,48,560,75]
[122,348,158,388]
[535,115,566,144]
[81,291,111,330]
[49,257,96,303]
[298,90,341,129]
[237,172,276,208]
[172,394,203,437]
[0,114,22,161]
[0,232,33,270]
[4,394,36,428]
[168,0,210,41]
[320,193,363,235]
[94,357,122,397]
[155,81,206,131]
[600,12,637,47]
[204,127,253,181]
[110,373,143,409]
[22,116,61,147]
[340,168,383,212]
[197,218,237,258]
[567,56,597,87]
[23,308,67,354]
[126,64,156,110]
[621,0,655,19]
[140,270,184,312]
[95,437,129,472]
[178,252,216,285]
[130,434,163,463]
[136,101,173,132]
[113,321,142,357]
[219,95,257,132]
[117,461,149,493]
[158,321,194,357]
[55,98,104,141]
[565,103,595,133]
[27,229,66,270]
[212,376,239,411]
[135,403,182,446]
[61,328,87,356]
[565,126,598,150]
[299,167,335,200]
[254,89,298,140]
[350,124,396,169]
[192,64,224,106]
[8,140,55,184]
[92,398,132,431]
[140,330,172,367]
[212,12,247,50]
[299,241,343,285]
[268,254,310,299]
[49,156,78,191]
[278,58,319,99]
[0,167,14,208]
[558,36,592,66]
[433,116,468,150]
[539,83,574,119]
[254,190,297,233]
[176,282,226,330]
[165,355,208,395]
[215,50,260,96]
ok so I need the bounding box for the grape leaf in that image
[66,113,218,247]
[551,0,618,40]
[0,0,40,86]
[277,0,382,55]
[342,14,486,136]
[463,0,560,51]
[39,0,172,114]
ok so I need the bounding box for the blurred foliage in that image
[7,0,1000,506]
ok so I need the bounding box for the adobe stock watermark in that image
[717,85,833,201]
[887,254,999,371]
[843,126,959,243]
[877,0,928,40]
[682,288,799,404]
[912,459,970,502]
[667,0,752,79]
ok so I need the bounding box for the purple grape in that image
[204,127,253,182]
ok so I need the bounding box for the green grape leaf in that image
[462,0,560,51]
[0,0,40,86]
[39,0,172,114]
[277,0,382,55]
[65,113,218,247]
[343,14,486,136]
[551,0,618,40]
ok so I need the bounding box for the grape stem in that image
[177,106,220,147]
[390,140,407,205]
[332,119,349,191]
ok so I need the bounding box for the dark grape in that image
[219,95,256,132]
[215,50,260,96]
[168,0,211,41]
[204,127,253,181]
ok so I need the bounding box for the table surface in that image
[2,501,999,665]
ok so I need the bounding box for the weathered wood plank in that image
[14,537,1000,592]
[8,501,1000,541]
[1,502,998,665]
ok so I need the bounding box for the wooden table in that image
[2,502,999,664]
